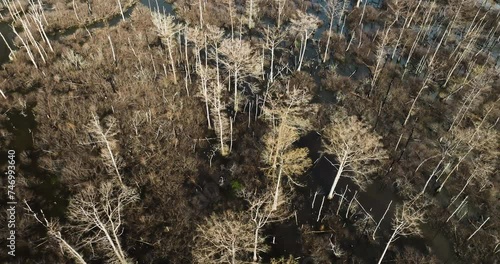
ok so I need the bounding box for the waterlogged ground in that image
[1,0,498,263]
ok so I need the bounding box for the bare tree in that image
[275,0,287,29]
[238,189,289,262]
[262,85,314,210]
[193,211,255,264]
[262,130,310,210]
[68,181,139,264]
[263,26,286,83]
[151,12,183,83]
[85,113,124,184]
[225,0,236,38]
[5,0,54,68]
[246,0,261,29]
[290,10,320,71]
[195,58,215,129]
[323,110,387,199]
[219,38,261,112]
[322,0,339,63]
[403,70,434,126]
[437,124,498,193]
[25,202,87,264]
[378,200,426,264]
[209,80,232,155]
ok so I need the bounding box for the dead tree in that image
[262,26,286,83]
[322,0,339,63]
[239,189,289,262]
[262,85,315,210]
[370,26,391,92]
[225,0,236,38]
[323,110,387,199]
[437,124,498,193]
[275,0,287,29]
[290,10,320,71]
[403,72,433,126]
[246,0,261,29]
[68,181,139,264]
[193,211,255,264]
[209,80,232,155]
[86,113,124,184]
[219,38,261,113]
[151,12,183,84]
[378,200,426,264]
[25,201,87,264]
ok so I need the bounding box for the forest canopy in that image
[0,0,499,263]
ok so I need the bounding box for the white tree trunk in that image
[272,167,283,211]
[253,226,259,262]
[248,0,254,29]
[403,77,428,126]
[317,196,325,221]
[328,152,348,199]
[378,226,399,264]
[234,69,239,112]
[117,0,125,20]
[448,175,473,208]
[467,217,490,240]
[437,147,472,193]
[270,47,275,83]
[446,196,468,222]
[323,13,335,63]
[198,0,203,27]
[337,184,348,215]
[297,32,308,71]
[167,39,177,84]
[373,200,392,240]
[217,100,225,154]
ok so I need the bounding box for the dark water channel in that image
[0,21,14,65]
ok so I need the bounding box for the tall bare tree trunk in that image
[323,12,335,63]
[378,225,400,264]
[272,167,283,210]
[198,0,203,27]
[297,32,308,71]
[167,38,177,83]
[327,151,347,199]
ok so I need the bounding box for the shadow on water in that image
[0,21,14,66]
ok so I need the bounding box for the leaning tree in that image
[322,110,387,199]
[378,200,426,264]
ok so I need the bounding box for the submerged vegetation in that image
[0,0,499,263]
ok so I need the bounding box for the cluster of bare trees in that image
[24,111,140,263]
[1,0,52,68]
[5,0,499,263]
[193,189,289,263]
[26,180,138,264]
